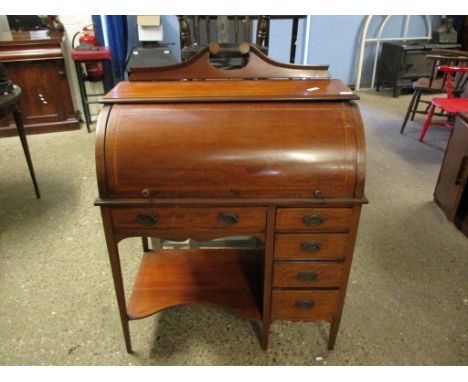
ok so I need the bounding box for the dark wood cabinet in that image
[434,112,468,237]
[0,31,79,137]
[376,41,461,97]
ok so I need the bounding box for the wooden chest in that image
[95,45,367,353]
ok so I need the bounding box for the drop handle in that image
[295,299,315,310]
[136,213,159,226]
[217,212,239,226]
[303,214,326,226]
[300,241,322,252]
[297,271,318,282]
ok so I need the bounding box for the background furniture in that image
[434,112,468,238]
[400,52,468,134]
[125,46,177,76]
[71,47,114,132]
[419,65,468,142]
[95,44,366,353]
[376,41,461,97]
[0,31,79,137]
[0,85,40,198]
[177,16,305,65]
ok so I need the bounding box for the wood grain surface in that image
[127,249,261,321]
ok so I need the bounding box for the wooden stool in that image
[0,85,40,198]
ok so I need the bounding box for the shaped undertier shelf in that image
[127,248,261,321]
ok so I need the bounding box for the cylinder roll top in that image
[96,80,365,200]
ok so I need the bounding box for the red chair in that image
[419,65,468,142]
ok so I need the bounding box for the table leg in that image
[101,208,133,353]
[13,109,40,199]
[74,61,91,133]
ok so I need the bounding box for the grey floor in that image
[0,91,467,365]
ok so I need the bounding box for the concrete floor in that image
[0,91,467,365]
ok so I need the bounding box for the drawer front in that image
[110,207,266,232]
[276,208,352,231]
[271,290,340,322]
[275,233,349,260]
[273,262,343,288]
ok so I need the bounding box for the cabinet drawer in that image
[276,208,352,231]
[271,290,340,322]
[273,262,343,288]
[110,207,266,232]
[275,233,349,260]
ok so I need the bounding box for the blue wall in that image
[128,15,440,86]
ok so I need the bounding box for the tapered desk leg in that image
[261,206,276,350]
[328,316,340,350]
[327,206,363,351]
[13,109,40,199]
[101,208,133,353]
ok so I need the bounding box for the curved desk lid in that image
[99,101,365,200]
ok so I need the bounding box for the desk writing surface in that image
[102,79,358,103]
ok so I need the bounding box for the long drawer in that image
[273,261,343,288]
[110,207,266,232]
[271,290,340,321]
[274,233,349,260]
[276,208,352,231]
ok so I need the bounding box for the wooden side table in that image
[0,85,40,198]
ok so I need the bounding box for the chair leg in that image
[13,109,41,198]
[419,104,436,142]
[401,91,418,134]
[410,90,422,121]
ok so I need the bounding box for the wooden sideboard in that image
[95,44,367,354]
[434,112,468,237]
[376,41,462,97]
[0,30,79,137]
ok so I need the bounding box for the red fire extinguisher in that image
[72,24,104,81]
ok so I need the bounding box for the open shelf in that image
[127,248,261,321]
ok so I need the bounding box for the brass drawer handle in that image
[303,214,326,226]
[295,299,315,310]
[297,271,318,282]
[218,212,239,226]
[136,213,159,226]
[300,241,322,252]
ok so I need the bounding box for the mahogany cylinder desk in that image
[95,44,367,353]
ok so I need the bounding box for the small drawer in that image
[276,208,352,231]
[110,207,266,232]
[273,261,343,288]
[275,233,349,260]
[271,290,340,322]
